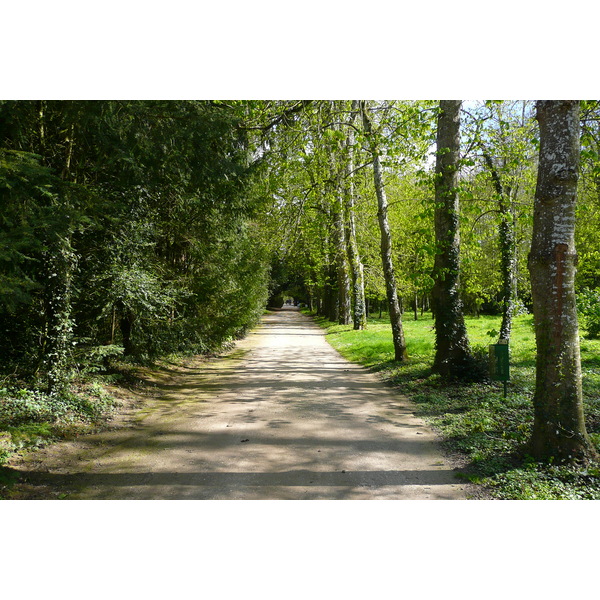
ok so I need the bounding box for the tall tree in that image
[38,103,86,395]
[328,104,352,325]
[481,146,517,341]
[360,101,407,361]
[527,100,598,463]
[431,100,474,379]
[345,101,367,330]
[470,101,536,340]
[0,101,271,388]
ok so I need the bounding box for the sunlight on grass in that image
[325,313,539,365]
[312,310,600,499]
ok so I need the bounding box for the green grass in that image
[310,310,600,500]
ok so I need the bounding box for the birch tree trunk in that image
[346,101,367,330]
[360,101,407,361]
[431,100,474,379]
[527,100,598,463]
[334,183,352,325]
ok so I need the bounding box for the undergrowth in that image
[311,310,600,500]
[0,335,237,495]
[0,374,124,470]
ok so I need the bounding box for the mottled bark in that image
[346,101,367,330]
[360,101,407,361]
[527,100,597,463]
[431,100,474,378]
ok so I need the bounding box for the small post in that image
[489,339,510,397]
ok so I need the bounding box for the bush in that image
[0,384,116,428]
[73,343,125,374]
[0,388,57,426]
[268,293,284,309]
[578,288,600,339]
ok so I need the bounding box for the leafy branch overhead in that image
[1,99,600,467]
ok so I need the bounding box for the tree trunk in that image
[44,233,76,396]
[413,290,418,321]
[326,262,338,323]
[43,111,77,396]
[319,204,337,321]
[334,189,352,325]
[120,310,136,356]
[346,101,367,330]
[111,305,117,344]
[329,108,352,326]
[482,150,516,341]
[360,101,407,361]
[497,212,517,340]
[527,100,598,463]
[431,100,474,379]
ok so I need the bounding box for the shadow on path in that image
[7,308,469,500]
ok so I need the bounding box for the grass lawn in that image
[310,310,600,499]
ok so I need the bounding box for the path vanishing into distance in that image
[9,307,469,500]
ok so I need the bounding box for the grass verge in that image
[310,310,600,500]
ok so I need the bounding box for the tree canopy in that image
[2,98,599,464]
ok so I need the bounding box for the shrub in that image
[578,288,600,339]
[0,384,116,428]
[268,293,284,309]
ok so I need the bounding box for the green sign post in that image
[489,341,509,397]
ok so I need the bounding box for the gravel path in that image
[9,308,469,499]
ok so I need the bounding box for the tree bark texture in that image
[360,101,407,361]
[527,100,597,463]
[346,101,367,330]
[431,100,474,378]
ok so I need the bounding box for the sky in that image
[3,2,598,100]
